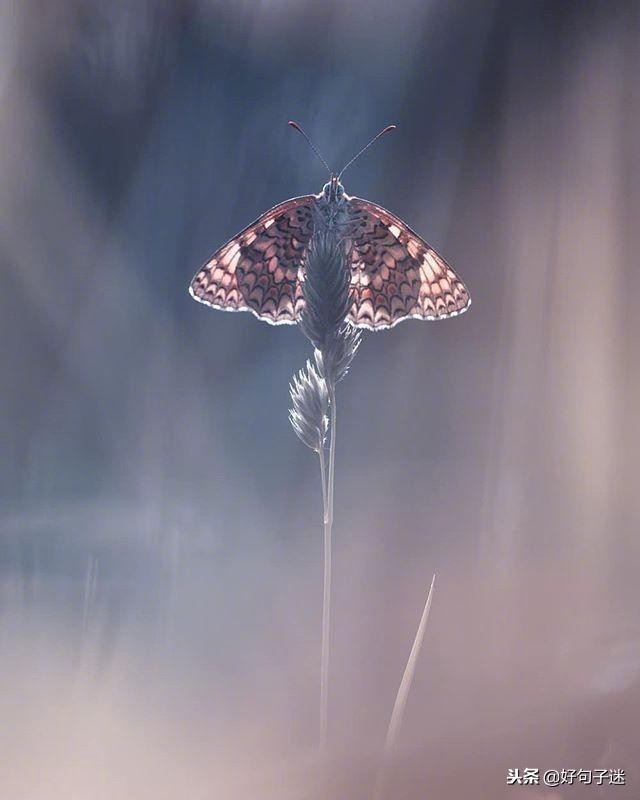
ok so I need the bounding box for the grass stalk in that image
[319,383,337,750]
[290,231,360,752]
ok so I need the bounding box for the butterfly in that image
[189,123,470,330]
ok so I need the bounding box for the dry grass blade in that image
[372,573,437,800]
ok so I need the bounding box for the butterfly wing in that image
[346,197,471,330]
[189,196,316,325]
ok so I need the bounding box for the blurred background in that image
[1,1,639,798]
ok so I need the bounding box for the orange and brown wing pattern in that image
[346,197,471,330]
[189,196,315,325]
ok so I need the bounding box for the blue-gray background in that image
[1,2,639,798]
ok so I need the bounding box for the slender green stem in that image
[319,381,336,751]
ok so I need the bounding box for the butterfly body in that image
[313,177,350,231]
[190,176,470,330]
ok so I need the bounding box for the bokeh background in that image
[1,1,639,798]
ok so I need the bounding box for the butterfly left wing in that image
[346,197,471,330]
[190,195,316,325]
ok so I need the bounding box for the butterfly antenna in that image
[337,124,397,179]
[288,121,332,176]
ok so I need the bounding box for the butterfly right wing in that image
[346,196,471,330]
[189,195,316,325]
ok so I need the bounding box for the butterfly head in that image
[322,175,345,202]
